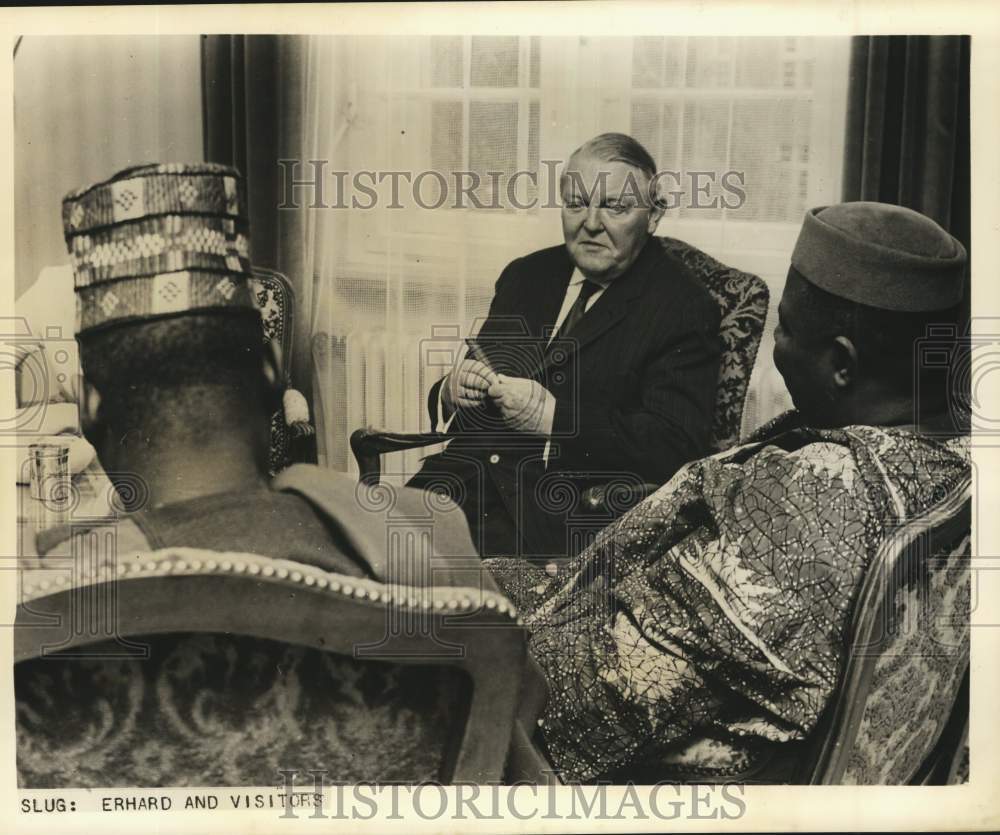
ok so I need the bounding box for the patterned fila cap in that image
[62,163,257,333]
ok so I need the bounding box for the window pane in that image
[630,99,681,174]
[430,100,463,174]
[630,99,661,162]
[662,37,685,87]
[633,37,687,88]
[469,101,518,207]
[430,36,463,87]
[782,61,797,88]
[734,38,785,88]
[526,100,540,208]
[680,99,729,219]
[660,102,681,171]
[729,98,810,222]
[470,36,519,87]
[529,36,541,87]
[632,37,664,87]
[685,38,735,88]
[802,58,815,88]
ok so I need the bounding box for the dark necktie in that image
[553,279,602,342]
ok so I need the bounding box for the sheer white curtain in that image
[15,35,203,299]
[293,36,850,472]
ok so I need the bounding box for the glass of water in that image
[28,441,71,530]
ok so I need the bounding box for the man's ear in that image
[261,339,284,401]
[831,335,858,389]
[647,202,666,234]
[79,379,102,441]
[646,180,666,232]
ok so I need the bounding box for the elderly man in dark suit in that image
[409,133,722,560]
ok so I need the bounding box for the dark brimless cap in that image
[790,202,967,312]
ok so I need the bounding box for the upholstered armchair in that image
[249,267,316,473]
[15,547,541,786]
[806,477,971,784]
[589,475,973,786]
[349,237,770,517]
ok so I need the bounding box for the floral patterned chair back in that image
[656,237,770,452]
[807,479,971,784]
[248,267,301,473]
[15,548,530,787]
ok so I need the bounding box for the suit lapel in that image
[539,238,658,373]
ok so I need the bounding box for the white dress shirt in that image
[437,268,609,464]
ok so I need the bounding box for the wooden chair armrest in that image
[506,719,562,785]
[504,652,561,784]
[350,427,661,518]
[350,427,453,484]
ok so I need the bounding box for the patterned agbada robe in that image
[485,412,970,782]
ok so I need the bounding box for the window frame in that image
[341,35,850,296]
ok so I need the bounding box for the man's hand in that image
[487,374,556,436]
[441,358,499,417]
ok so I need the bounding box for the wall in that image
[14,35,204,297]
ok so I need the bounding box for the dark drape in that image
[842,35,970,253]
[201,35,297,277]
[843,34,971,419]
[201,34,311,402]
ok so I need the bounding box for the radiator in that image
[312,328,458,481]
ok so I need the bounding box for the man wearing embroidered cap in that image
[40,163,482,588]
[16,165,525,788]
[65,162,255,332]
[486,201,971,783]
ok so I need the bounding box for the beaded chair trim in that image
[20,547,520,623]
